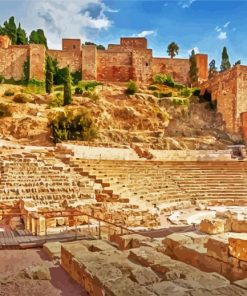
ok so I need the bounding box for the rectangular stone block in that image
[199,218,226,234]
[229,236,247,261]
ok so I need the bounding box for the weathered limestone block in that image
[232,219,247,233]
[110,234,151,250]
[205,237,229,262]
[78,240,116,252]
[234,278,247,290]
[199,218,226,234]
[56,217,65,226]
[129,267,160,285]
[9,216,24,230]
[229,236,247,261]
[147,281,189,296]
[43,242,61,261]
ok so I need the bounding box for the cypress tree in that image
[46,56,54,94]
[189,49,198,84]
[3,16,17,44]
[63,66,72,105]
[220,47,231,71]
[16,23,28,45]
[29,29,48,48]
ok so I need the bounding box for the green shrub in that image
[174,83,184,90]
[164,75,175,87]
[50,109,98,143]
[153,74,166,84]
[46,56,54,94]
[126,80,138,95]
[179,87,192,98]
[0,104,12,117]
[153,91,172,98]
[71,71,82,85]
[4,90,15,96]
[13,93,32,103]
[84,81,102,91]
[74,87,83,95]
[48,92,64,108]
[148,85,158,91]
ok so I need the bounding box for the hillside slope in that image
[0,83,236,149]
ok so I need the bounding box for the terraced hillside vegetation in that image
[0,80,238,149]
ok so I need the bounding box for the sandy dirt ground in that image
[0,249,87,296]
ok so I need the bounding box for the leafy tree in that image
[234,60,241,66]
[167,42,179,59]
[189,49,198,84]
[85,41,105,50]
[63,66,72,105]
[208,59,217,79]
[220,47,231,71]
[45,56,54,94]
[29,29,47,48]
[0,16,17,44]
[16,23,28,45]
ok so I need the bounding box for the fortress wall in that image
[195,54,208,83]
[0,46,29,80]
[97,50,132,82]
[82,45,97,80]
[204,67,238,133]
[132,49,153,83]
[152,58,190,85]
[47,49,82,72]
[120,37,147,49]
[29,44,46,81]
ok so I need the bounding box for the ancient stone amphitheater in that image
[1,141,247,295]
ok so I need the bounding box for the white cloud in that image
[215,26,221,32]
[25,0,116,49]
[178,0,196,9]
[224,21,230,28]
[134,30,156,38]
[218,31,227,40]
[188,46,199,55]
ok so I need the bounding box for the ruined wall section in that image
[203,67,238,133]
[120,37,147,49]
[29,45,46,81]
[0,45,29,80]
[47,49,82,72]
[82,45,97,80]
[195,54,208,83]
[132,49,153,83]
[152,58,189,85]
[237,66,247,140]
[97,50,132,82]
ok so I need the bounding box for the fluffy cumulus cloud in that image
[178,0,196,9]
[134,30,156,38]
[25,0,116,48]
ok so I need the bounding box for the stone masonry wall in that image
[29,44,46,81]
[47,49,82,72]
[81,45,97,80]
[0,45,29,80]
[97,50,132,82]
[152,57,190,85]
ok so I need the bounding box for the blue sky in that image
[0,0,247,67]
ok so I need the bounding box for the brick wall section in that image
[62,39,81,51]
[132,49,153,83]
[29,45,46,81]
[195,54,208,83]
[81,45,97,80]
[120,37,147,49]
[201,66,247,134]
[152,58,190,85]
[97,50,132,82]
[0,45,29,80]
[47,49,82,72]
